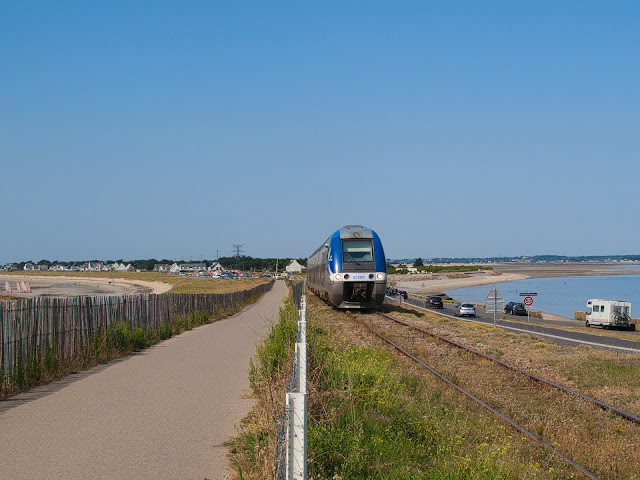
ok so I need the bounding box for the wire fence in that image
[275,280,307,480]
[0,281,274,382]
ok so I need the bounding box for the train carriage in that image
[307,225,387,308]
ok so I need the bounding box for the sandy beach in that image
[0,274,172,298]
[392,271,528,296]
[391,262,640,297]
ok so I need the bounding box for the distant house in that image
[285,260,304,274]
[112,262,134,272]
[24,263,48,271]
[153,264,173,273]
[169,263,180,274]
[49,264,69,271]
[208,262,224,272]
[179,262,207,272]
[87,262,103,272]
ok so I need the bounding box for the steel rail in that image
[360,315,601,480]
[379,312,640,426]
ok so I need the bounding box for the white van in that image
[585,299,633,330]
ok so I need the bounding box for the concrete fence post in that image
[286,391,307,480]
[285,289,307,480]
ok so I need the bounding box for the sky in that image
[1,1,639,264]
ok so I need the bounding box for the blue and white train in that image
[307,225,387,309]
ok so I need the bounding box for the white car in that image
[454,303,476,317]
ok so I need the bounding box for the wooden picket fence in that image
[0,281,273,381]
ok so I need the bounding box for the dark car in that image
[504,302,527,315]
[397,290,408,300]
[426,295,443,309]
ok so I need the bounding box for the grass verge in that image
[228,294,588,479]
[227,293,299,479]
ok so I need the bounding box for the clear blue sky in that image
[2,1,638,264]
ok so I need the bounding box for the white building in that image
[179,262,207,272]
[114,263,134,272]
[208,262,225,272]
[285,260,304,274]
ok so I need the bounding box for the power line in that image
[232,244,244,258]
[232,244,244,270]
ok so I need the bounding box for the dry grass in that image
[380,304,640,479]
[0,294,22,301]
[395,307,640,416]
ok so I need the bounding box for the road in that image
[387,294,640,354]
[0,280,289,480]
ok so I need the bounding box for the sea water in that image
[445,274,640,319]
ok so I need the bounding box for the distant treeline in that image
[216,256,307,272]
[7,256,308,272]
[390,254,640,265]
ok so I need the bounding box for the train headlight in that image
[335,274,342,280]
[376,273,385,280]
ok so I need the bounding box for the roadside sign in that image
[523,296,534,306]
[485,285,504,326]
[484,285,504,313]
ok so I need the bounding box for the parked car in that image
[454,303,476,317]
[504,302,527,316]
[397,290,408,300]
[426,295,444,309]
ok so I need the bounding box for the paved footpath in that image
[0,280,289,480]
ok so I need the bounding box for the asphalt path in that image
[0,280,289,480]
[387,294,640,354]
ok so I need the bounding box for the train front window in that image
[342,240,373,262]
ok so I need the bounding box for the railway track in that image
[379,312,640,427]
[352,310,640,480]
